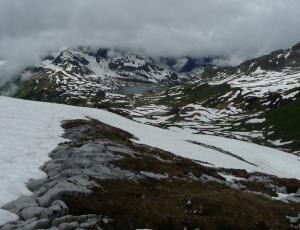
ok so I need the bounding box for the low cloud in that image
[1,0,300,83]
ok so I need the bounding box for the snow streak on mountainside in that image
[1,96,300,225]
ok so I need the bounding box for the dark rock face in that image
[158,56,216,73]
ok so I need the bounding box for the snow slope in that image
[1,96,300,225]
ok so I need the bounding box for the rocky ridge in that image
[1,118,300,229]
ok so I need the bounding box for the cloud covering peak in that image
[1,0,300,83]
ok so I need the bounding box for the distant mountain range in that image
[1,42,300,154]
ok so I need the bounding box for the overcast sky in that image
[1,0,300,83]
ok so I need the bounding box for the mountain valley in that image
[1,42,300,229]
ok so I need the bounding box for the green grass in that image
[182,83,231,103]
[159,83,231,108]
[265,97,300,150]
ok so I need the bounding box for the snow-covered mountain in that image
[47,48,180,85]
[1,48,182,106]
[201,42,300,107]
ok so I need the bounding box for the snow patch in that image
[0,210,18,226]
[246,118,266,124]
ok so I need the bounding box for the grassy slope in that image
[159,83,231,108]
[265,97,300,149]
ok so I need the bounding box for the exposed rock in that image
[19,207,44,220]
[287,213,300,229]
[2,196,38,214]
[39,200,69,219]
[57,221,79,230]
[22,218,50,230]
